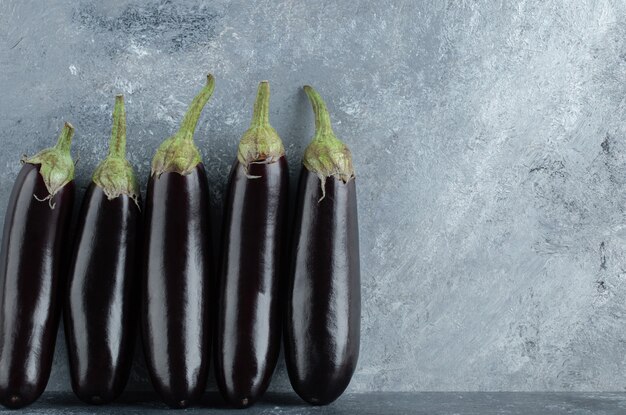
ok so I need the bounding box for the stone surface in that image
[2,393,626,415]
[1,0,626,394]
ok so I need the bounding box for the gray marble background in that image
[1,0,626,393]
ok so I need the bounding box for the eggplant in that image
[64,96,140,405]
[0,123,76,409]
[284,86,360,405]
[215,81,288,408]
[142,75,215,408]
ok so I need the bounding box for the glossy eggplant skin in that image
[141,164,212,409]
[64,183,140,405]
[215,157,288,408]
[285,168,360,406]
[0,163,74,409]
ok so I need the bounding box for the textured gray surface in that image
[1,0,626,394]
[2,393,626,415]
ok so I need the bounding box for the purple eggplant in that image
[64,96,140,405]
[215,82,288,408]
[284,86,360,405]
[142,75,215,408]
[0,123,76,409]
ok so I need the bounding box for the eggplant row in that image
[0,80,361,410]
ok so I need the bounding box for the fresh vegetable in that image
[0,123,76,409]
[215,81,288,408]
[142,75,215,408]
[284,86,360,405]
[64,96,140,405]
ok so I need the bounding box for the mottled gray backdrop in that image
[1,0,626,393]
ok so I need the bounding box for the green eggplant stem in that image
[302,85,354,200]
[250,81,270,128]
[236,81,285,173]
[151,74,216,176]
[108,95,127,159]
[303,85,333,136]
[178,74,216,140]
[53,122,75,153]
[23,122,76,208]
[92,95,140,205]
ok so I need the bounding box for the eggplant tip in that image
[9,395,20,405]
[91,396,103,405]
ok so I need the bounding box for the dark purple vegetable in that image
[142,75,215,409]
[215,81,288,408]
[284,86,360,405]
[64,96,140,405]
[0,124,76,409]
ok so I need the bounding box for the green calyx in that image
[23,122,75,208]
[92,95,140,206]
[151,74,215,177]
[237,81,285,175]
[302,85,354,198]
